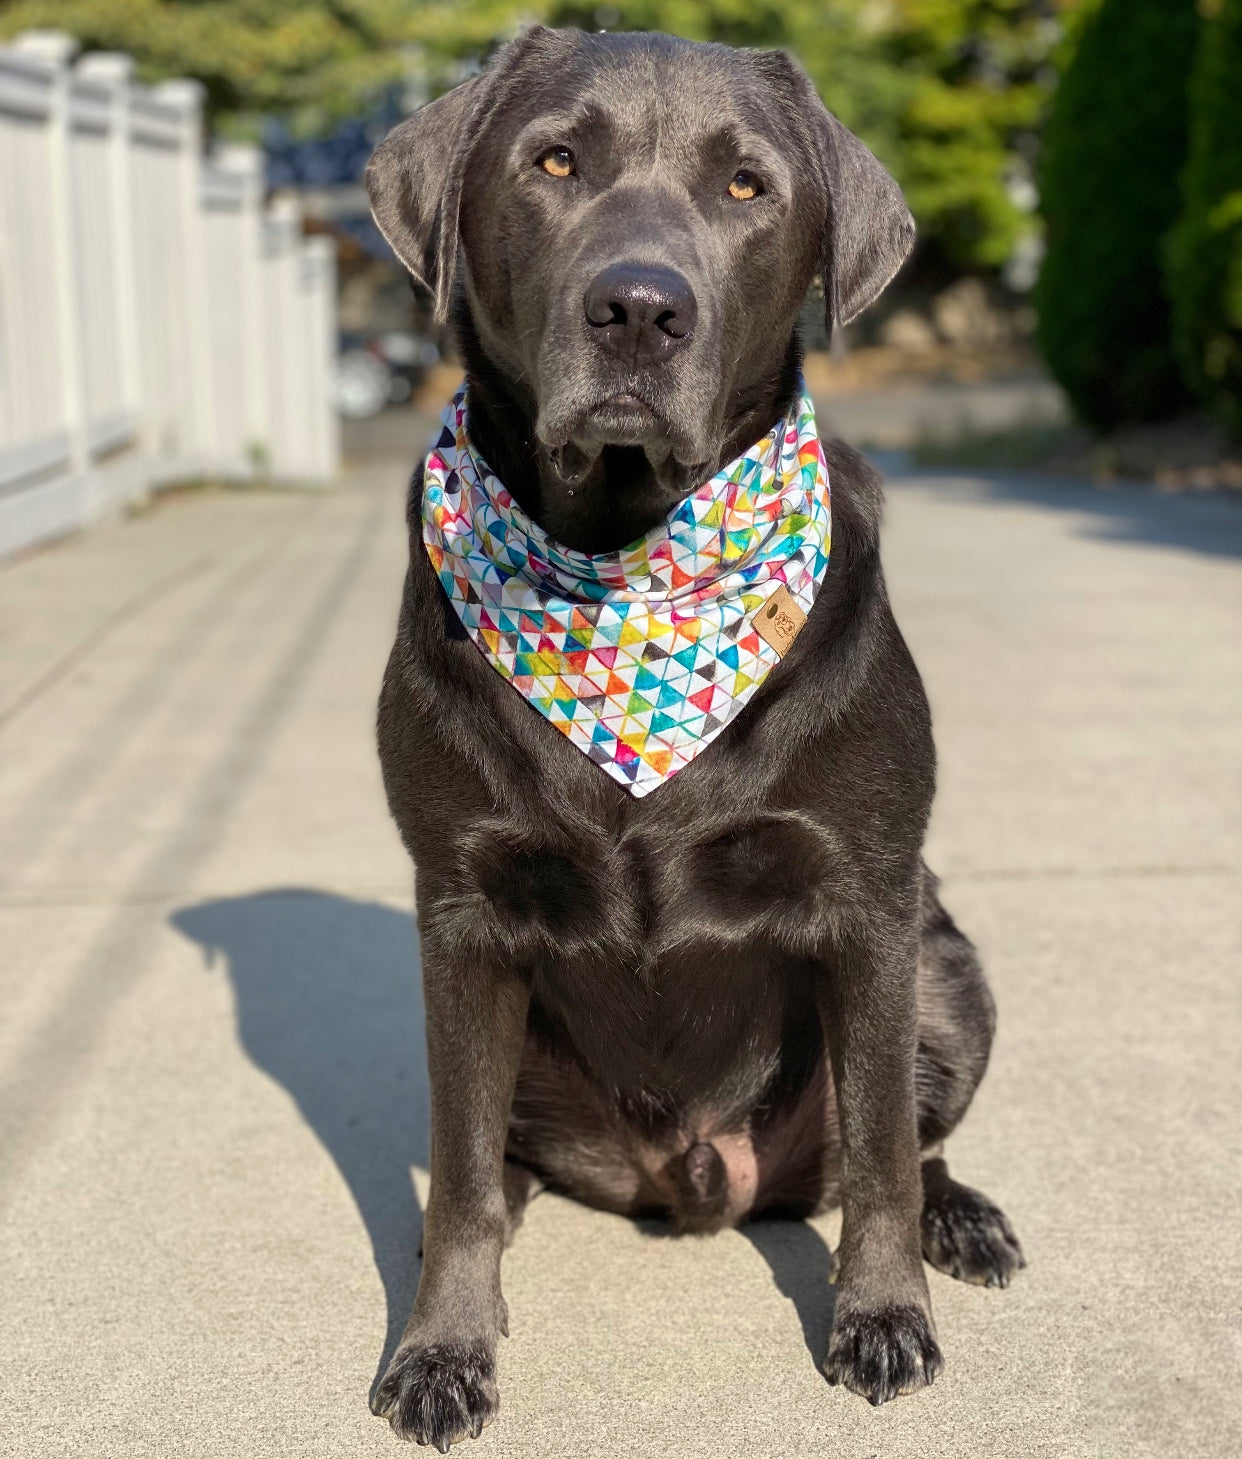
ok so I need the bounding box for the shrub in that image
[1167,0,1242,439]
[1036,0,1200,429]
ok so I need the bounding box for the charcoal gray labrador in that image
[364,25,1023,1450]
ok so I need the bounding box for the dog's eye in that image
[538,147,575,178]
[728,171,761,201]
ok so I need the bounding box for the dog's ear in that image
[758,53,915,332]
[815,107,915,330]
[365,29,549,320]
[365,81,479,316]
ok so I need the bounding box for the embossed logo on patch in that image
[752,585,806,657]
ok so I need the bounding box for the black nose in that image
[583,263,697,364]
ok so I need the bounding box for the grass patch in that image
[910,413,1242,494]
[911,423,1079,471]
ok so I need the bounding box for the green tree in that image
[830,1,1064,275]
[1036,0,1201,428]
[0,1,531,134]
[0,0,1078,277]
[1167,0,1242,438]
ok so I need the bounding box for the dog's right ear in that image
[365,29,550,321]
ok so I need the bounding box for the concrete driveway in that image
[1,416,1239,1458]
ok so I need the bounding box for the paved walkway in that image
[1,420,1240,1458]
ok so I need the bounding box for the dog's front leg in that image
[373,925,530,1450]
[818,909,943,1405]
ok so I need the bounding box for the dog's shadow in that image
[741,1221,837,1369]
[172,889,838,1390]
[172,889,428,1396]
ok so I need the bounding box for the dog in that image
[364,26,1023,1451]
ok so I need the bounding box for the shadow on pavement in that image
[171,890,846,1389]
[171,889,426,1397]
[742,1220,838,1371]
[881,459,1242,560]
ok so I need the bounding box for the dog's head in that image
[367,29,912,541]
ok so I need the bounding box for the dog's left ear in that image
[815,107,916,330]
[758,53,915,332]
[365,28,551,320]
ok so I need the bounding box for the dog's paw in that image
[371,1340,498,1450]
[822,1302,943,1406]
[921,1181,1026,1289]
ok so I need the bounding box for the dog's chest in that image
[463,807,844,957]
[451,806,847,1095]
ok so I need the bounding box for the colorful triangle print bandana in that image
[422,383,831,797]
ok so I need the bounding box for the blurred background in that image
[1,0,1240,556]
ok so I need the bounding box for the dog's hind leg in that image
[914,863,1025,1288]
[919,1153,1025,1288]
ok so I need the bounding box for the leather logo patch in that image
[752,585,806,656]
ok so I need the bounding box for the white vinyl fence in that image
[0,30,339,561]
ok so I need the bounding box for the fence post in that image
[263,194,302,477]
[215,143,270,475]
[12,30,88,482]
[304,234,340,480]
[152,78,215,464]
[76,51,141,438]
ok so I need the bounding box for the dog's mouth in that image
[566,380,670,448]
[585,391,659,441]
[537,380,711,490]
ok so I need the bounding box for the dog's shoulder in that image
[822,432,885,547]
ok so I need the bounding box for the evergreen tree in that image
[1167,0,1242,437]
[1035,0,1200,428]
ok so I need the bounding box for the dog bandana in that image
[422,384,831,797]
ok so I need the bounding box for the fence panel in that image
[202,175,252,471]
[0,52,68,488]
[0,30,338,562]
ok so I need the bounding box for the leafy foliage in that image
[0,1,530,136]
[1035,0,1200,428]
[1167,0,1242,438]
[0,0,1081,275]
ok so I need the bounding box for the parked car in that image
[333,330,440,417]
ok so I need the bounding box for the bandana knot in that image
[423,383,831,796]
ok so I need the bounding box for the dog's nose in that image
[583,263,697,363]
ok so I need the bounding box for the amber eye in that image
[728,171,760,201]
[538,146,575,178]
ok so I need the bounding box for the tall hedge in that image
[1036,0,1200,429]
[1167,0,1242,438]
